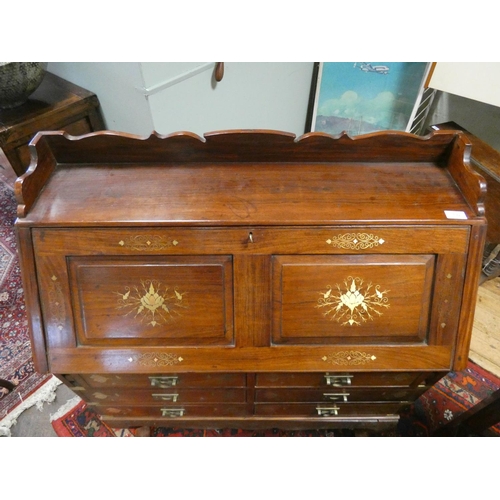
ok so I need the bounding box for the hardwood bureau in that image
[14,129,487,430]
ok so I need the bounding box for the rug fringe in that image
[0,376,62,437]
[49,395,82,422]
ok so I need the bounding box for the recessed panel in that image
[69,256,233,346]
[272,255,435,345]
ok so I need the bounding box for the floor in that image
[469,276,500,378]
[2,155,500,437]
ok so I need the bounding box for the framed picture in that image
[305,62,433,135]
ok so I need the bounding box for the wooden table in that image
[0,72,104,177]
[429,122,500,282]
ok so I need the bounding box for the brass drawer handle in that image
[149,376,178,388]
[161,408,185,417]
[324,373,353,387]
[316,406,340,417]
[323,392,349,402]
[153,393,179,402]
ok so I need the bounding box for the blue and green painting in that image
[313,62,428,135]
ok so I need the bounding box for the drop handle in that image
[215,62,224,82]
[149,376,178,388]
[324,373,353,387]
[323,392,349,402]
[249,231,254,243]
[161,408,185,417]
[153,393,179,402]
[316,406,340,417]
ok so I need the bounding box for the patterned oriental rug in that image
[0,176,60,437]
[51,360,500,437]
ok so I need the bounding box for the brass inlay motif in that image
[115,280,187,327]
[48,275,65,331]
[137,352,184,367]
[322,351,377,365]
[316,276,389,326]
[326,233,385,250]
[118,235,179,250]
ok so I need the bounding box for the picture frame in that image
[305,62,434,135]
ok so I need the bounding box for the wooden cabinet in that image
[0,72,104,176]
[15,129,486,430]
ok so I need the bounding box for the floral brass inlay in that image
[118,235,179,250]
[115,280,187,327]
[137,352,184,366]
[48,275,65,331]
[322,351,377,365]
[316,276,389,326]
[326,233,385,250]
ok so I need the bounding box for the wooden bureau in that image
[15,129,487,430]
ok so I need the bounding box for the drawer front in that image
[255,387,421,403]
[87,388,247,405]
[33,229,234,348]
[254,402,405,417]
[255,372,428,388]
[71,373,247,389]
[31,226,470,257]
[272,253,451,345]
[98,404,249,419]
[68,255,233,347]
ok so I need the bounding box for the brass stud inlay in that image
[322,351,377,365]
[136,353,184,367]
[118,235,179,250]
[316,276,390,326]
[326,233,385,250]
[48,275,65,331]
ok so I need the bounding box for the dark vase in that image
[0,62,48,109]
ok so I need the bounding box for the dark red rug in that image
[51,360,500,437]
[0,176,56,436]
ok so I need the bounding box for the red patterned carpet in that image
[51,360,500,437]
[0,177,56,436]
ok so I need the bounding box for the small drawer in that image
[255,372,423,388]
[75,373,246,389]
[255,387,419,403]
[254,402,405,418]
[98,404,249,419]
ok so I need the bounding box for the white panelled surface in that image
[428,63,500,108]
[48,62,315,137]
[48,62,154,135]
[426,62,500,151]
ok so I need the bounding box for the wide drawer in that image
[254,402,405,417]
[97,404,249,419]
[66,373,246,389]
[255,387,422,403]
[255,372,433,388]
[32,226,470,255]
[86,388,247,405]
